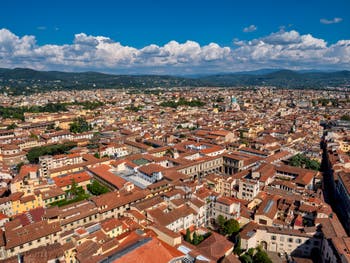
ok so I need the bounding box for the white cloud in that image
[0,28,349,74]
[231,30,333,70]
[243,25,257,33]
[320,17,343,24]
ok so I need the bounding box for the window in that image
[259,219,267,225]
[271,235,276,240]
[288,238,293,243]
[295,239,302,244]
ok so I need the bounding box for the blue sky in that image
[0,0,349,74]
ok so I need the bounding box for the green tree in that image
[239,254,253,263]
[224,219,240,236]
[68,179,79,199]
[289,154,320,171]
[26,142,77,163]
[46,123,55,130]
[217,215,226,227]
[185,228,191,243]
[76,101,104,110]
[87,180,109,196]
[217,215,226,234]
[233,235,242,255]
[253,247,272,263]
[125,105,142,112]
[246,248,255,257]
[6,123,17,130]
[192,232,199,245]
[69,117,92,134]
[341,115,350,121]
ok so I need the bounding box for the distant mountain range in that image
[0,68,349,95]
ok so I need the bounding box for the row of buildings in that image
[0,87,348,262]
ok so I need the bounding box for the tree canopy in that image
[217,215,240,236]
[289,153,320,171]
[26,142,77,163]
[69,117,92,134]
[341,115,350,121]
[87,180,109,195]
[224,219,240,236]
[239,246,272,263]
[253,247,273,263]
[160,97,205,108]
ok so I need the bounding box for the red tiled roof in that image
[5,221,61,249]
[196,231,234,261]
[138,163,166,176]
[101,217,123,232]
[216,196,240,206]
[88,164,127,190]
[14,207,45,226]
[113,236,184,263]
[53,171,92,188]
[13,164,39,183]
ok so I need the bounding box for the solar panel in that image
[263,200,274,214]
[87,224,101,234]
[247,231,255,237]
[98,237,152,263]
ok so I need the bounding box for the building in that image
[237,177,260,201]
[214,196,240,221]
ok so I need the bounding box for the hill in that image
[199,70,350,88]
[0,68,349,95]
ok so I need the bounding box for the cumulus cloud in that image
[231,30,334,70]
[0,28,349,74]
[320,17,343,24]
[243,25,257,33]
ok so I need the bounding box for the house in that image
[53,171,92,191]
[137,163,166,183]
[240,222,321,257]
[40,187,65,207]
[196,231,234,261]
[237,176,260,201]
[214,196,240,221]
[147,204,198,232]
[101,217,126,238]
[88,164,127,190]
[254,195,279,226]
[0,220,61,259]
